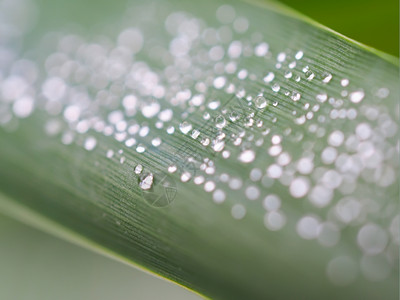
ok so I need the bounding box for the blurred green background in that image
[0,214,200,300]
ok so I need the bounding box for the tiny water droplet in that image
[181,171,192,182]
[254,95,267,109]
[179,121,192,134]
[322,72,332,83]
[305,70,315,81]
[168,164,177,173]
[263,72,275,83]
[288,61,296,69]
[272,83,280,92]
[229,111,240,122]
[291,91,301,101]
[135,164,143,174]
[349,90,365,103]
[340,78,349,87]
[295,50,304,60]
[284,71,292,79]
[191,129,200,139]
[238,149,256,163]
[316,93,328,103]
[212,139,225,152]
[215,115,227,128]
[136,144,146,153]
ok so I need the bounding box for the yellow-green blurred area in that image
[0,214,200,300]
[280,0,399,56]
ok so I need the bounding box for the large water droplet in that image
[140,173,153,190]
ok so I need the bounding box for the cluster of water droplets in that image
[0,0,398,286]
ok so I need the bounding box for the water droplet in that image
[264,211,286,231]
[263,72,275,83]
[179,121,192,134]
[213,189,226,203]
[291,91,301,101]
[215,115,227,128]
[168,164,177,173]
[349,90,365,103]
[84,136,97,151]
[297,215,319,239]
[272,83,280,92]
[151,137,162,146]
[254,95,267,109]
[340,78,349,87]
[139,173,153,190]
[181,171,192,182]
[212,139,225,152]
[357,223,388,255]
[254,42,269,56]
[328,130,344,147]
[106,150,114,158]
[263,194,281,211]
[316,93,328,103]
[295,50,304,60]
[321,72,332,83]
[305,70,315,81]
[289,177,310,198]
[13,96,34,118]
[204,181,216,192]
[277,52,286,62]
[134,164,143,174]
[136,144,146,153]
[284,70,292,79]
[238,149,255,163]
[231,204,246,219]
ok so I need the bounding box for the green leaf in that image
[0,0,398,299]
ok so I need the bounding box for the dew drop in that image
[179,121,192,134]
[289,177,310,198]
[134,164,143,174]
[291,91,301,101]
[167,164,177,173]
[271,83,280,92]
[284,70,292,79]
[254,95,267,109]
[295,50,304,60]
[340,78,349,87]
[321,72,332,83]
[297,215,319,239]
[215,115,227,128]
[349,90,365,103]
[139,173,153,190]
[231,204,246,219]
[238,149,256,163]
[213,189,226,203]
[263,72,275,83]
[357,223,389,255]
[264,211,286,231]
[305,70,315,81]
[84,136,97,151]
